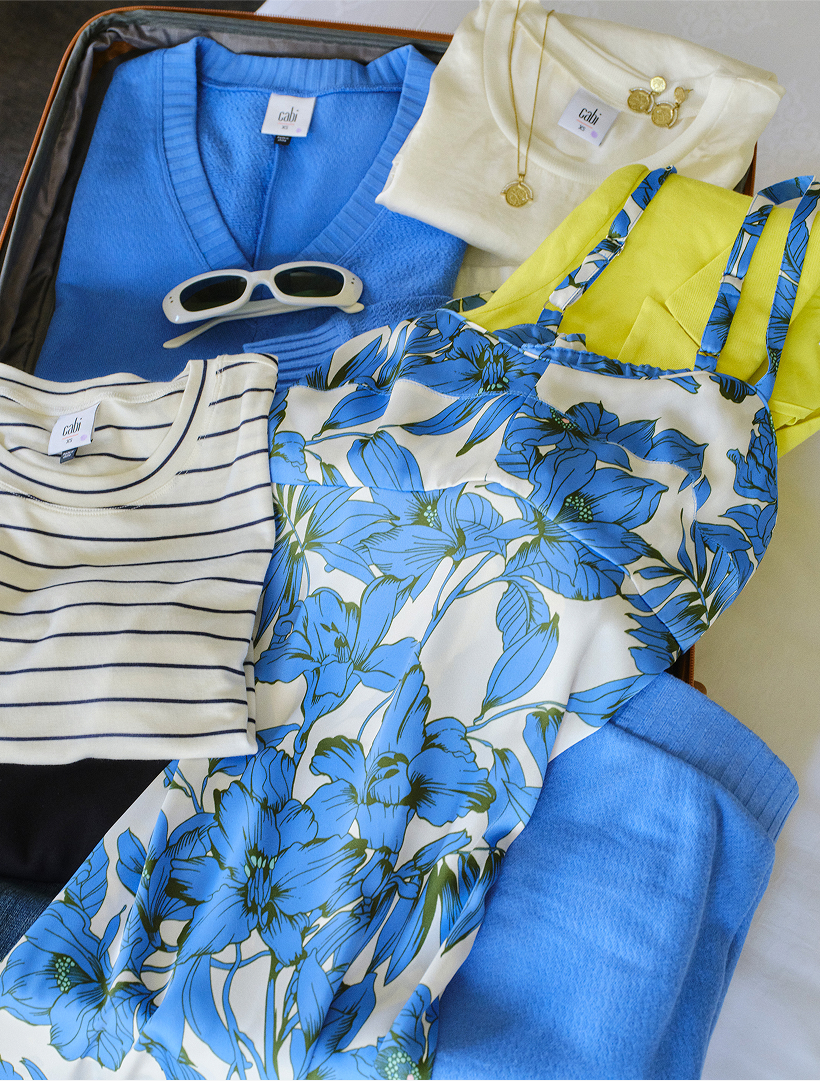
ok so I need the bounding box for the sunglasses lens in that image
[273,266,345,298]
[179,275,248,312]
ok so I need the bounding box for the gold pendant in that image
[502,176,534,207]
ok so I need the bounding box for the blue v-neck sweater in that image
[35,38,464,385]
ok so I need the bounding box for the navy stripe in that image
[0,720,250,735]
[125,481,272,510]
[0,599,257,617]
[95,422,173,433]
[0,375,155,396]
[0,512,274,544]
[181,447,269,473]
[0,661,246,676]
[215,360,263,375]
[199,413,270,439]
[0,574,264,595]
[0,545,272,572]
[1,628,250,644]
[209,387,273,406]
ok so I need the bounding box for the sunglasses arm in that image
[163,297,364,349]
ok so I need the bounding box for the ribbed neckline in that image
[161,38,434,272]
[0,360,212,510]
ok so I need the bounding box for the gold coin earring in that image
[651,87,691,128]
[627,75,667,115]
[501,3,553,208]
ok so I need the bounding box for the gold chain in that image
[502,3,553,207]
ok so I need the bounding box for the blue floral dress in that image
[0,170,815,1080]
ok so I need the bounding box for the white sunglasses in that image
[161,261,364,348]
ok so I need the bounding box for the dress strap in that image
[696,175,820,398]
[548,167,676,312]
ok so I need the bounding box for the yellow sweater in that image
[471,164,820,454]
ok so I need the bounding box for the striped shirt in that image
[0,355,277,763]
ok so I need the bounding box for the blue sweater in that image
[433,674,797,1080]
[35,38,464,385]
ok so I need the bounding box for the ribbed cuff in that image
[613,673,798,841]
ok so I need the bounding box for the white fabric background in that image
[257,3,820,1076]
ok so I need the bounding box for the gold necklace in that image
[501,3,553,208]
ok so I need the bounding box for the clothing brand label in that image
[48,402,100,458]
[261,94,316,137]
[557,88,619,146]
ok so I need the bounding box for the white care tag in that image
[48,402,99,458]
[557,88,620,146]
[261,93,316,137]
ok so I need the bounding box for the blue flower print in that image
[710,372,758,404]
[393,331,548,455]
[256,575,417,725]
[554,467,666,560]
[481,580,559,715]
[269,429,310,484]
[0,849,145,1071]
[401,307,465,361]
[169,780,364,965]
[628,607,685,673]
[500,398,705,491]
[321,327,413,432]
[483,748,540,849]
[258,485,386,638]
[373,984,437,1079]
[728,405,777,502]
[364,486,506,598]
[0,241,784,1080]
[502,497,627,600]
[345,429,506,595]
[309,664,493,852]
[499,464,665,602]
[114,810,208,974]
[0,1059,22,1079]
[408,331,541,398]
[290,974,379,1078]
[723,500,775,562]
[498,404,665,524]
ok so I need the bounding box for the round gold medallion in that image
[651,101,676,127]
[502,178,534,207]
[627,87,652,114]
[652,100,678,126]
[649,75,667,94]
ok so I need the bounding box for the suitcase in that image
[0,7,767,1075]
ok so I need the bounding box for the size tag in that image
[557,89,620,146]
[261,94,316,138]
[48,402,100,459]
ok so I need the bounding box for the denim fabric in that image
[0,878,63,961]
